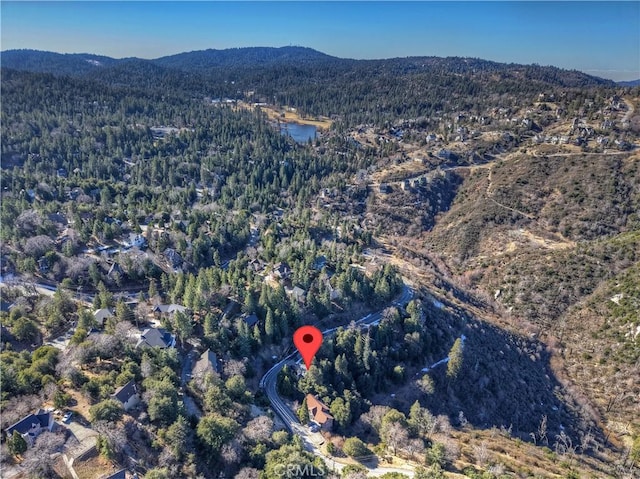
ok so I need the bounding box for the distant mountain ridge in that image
[0,46,336,76]
[154,46,337,70]
[0,49,121,75]
[618,79,640,87]
[1,46,615,88]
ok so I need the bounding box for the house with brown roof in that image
[305,394,333,431]
[192,349,218,380]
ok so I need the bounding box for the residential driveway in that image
[46,329,74,350]
[64,420,98,457]
[180,351,202,418]
[180,350,197,386]
[182,393,203,419]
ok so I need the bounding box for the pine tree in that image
[115,300,134,323]
[8,431,27,456]
[148,278,158,299]
[243,292,257,314]
[265,308,276,342]
[446,338,464,379]
[172,311,194,347]
[297,396,309,424]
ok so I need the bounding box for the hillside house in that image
[379,184,391,194]
[437,149,455,160]
[313,256,327,271]
[192,349,218,380]
[136,327,175,349]
[273,262,292,280]
[4,410,54,447]
[242,313,259,328]
[152,304,187,316]
[94,308,114,328]
[1,301,14,313]
[306,394,333,431]
[223,300,241,320]
[112,380,140,411]
[37,257,50,273]
[125,234,147,249]
[163,248,183,269]
[289,286,306,304]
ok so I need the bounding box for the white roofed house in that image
[153,304,187,315]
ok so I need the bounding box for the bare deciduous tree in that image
[21,431,65,477]
[473,441,490,467]
[435,415,451,435]
[16,210,43,236]
[360,405,390,434]
[580,430,594,455]
[554,431,576,459]
[0,395,42,430]
[24,235,53,258]
[114,321,136,344]
[242,416,273,443]
[343,473,368,479]
[234,468,260,479]
[382,421,409,455]
[66,256,93,283]
[141,355,155,378]
[93,333,121,358]
[537,414,548,445]
[223,359,247,377]
[404,438,425,460]
[56,346,82,378]
[441,436,460,463]
[94,420,128,459]
[221,438,243,466]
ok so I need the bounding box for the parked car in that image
[62,411,73,423]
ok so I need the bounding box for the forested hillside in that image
[1,48,638,479]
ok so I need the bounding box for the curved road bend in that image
[260,285,416,477]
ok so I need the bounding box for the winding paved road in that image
[260,285,416,477]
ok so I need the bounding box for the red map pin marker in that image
[293,325,323,370]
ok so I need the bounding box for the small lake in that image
[280,122,317,143]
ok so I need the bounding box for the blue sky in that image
[2,1,639,81]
